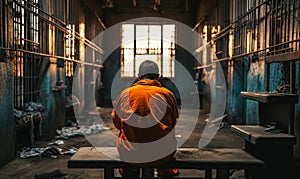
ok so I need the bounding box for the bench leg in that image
[142,168,154,179]
[205,169,212,179]
[104,167,114,179]
[216,169,229,179]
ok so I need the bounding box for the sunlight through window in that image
[121,24,175,77]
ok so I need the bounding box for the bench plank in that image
[68,147,264,178]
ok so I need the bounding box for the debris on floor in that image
[35,169,80,179]
[205,114,227,129]
[19,146,78,159]
[48,140,65,146]
[14,102,44,126]
[55,124,110,139]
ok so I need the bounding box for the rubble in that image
[55,124,110,139]
[19,146,78,159]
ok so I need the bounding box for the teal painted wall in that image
[245,60,265,124]
[0,61,15,167]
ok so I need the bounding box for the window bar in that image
[287,0,291,50]
[276,0,284,49]
[257,0,260,51]
[284,0,287,44]
[265,1,268,51]
[161,25,163,76]
[292,0,296,50]
[21,51,24,108]
[133,24,136,77]
[275,0,278,47]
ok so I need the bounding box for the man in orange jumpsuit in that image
[112,60,179,178]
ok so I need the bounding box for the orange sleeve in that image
[111,109,122,130]
[163,90,179,129]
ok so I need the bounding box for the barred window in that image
[121,24,176,77]
[13,0,40,109]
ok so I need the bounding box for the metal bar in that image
[257,0,261,50]
[16,91,40,96]
[291,0,296,50]
[19,0,66,26]
[103,167,114,179]
[205,169,212,179]
[192,16,206,31]
[14,0,104,54]
[274,0,278,47]
[142,168,154,179]
[232,0,270,25]
[134,24,136,76]
[287,0,291,49]
[15,49,103,68]
[161,24,163,76]
[280,0,284,46]
[265,1,268,51]
[93,11,107,30]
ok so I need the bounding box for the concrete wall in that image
[0,60,15,167]
[245,60,265,124]
[0,0,15,167]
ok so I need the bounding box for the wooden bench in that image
[68,147,264,179]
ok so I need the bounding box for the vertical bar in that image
[104,167,114,179]
[134,24,136,77]
[274,0,278,47]
[287,0,290,49]
[30,54,32,102]
[283,0,287,44]
[270,0,274,51]
[257,0,260,50]
[291,0,296,50]
[205,169,212,179]
[15,51,17,108]
[142,168,154,179]
[216,169,230,179]
[21,51,23,108]
[265,0,268,51]
[161,24,163,76]
[280,0,283,47]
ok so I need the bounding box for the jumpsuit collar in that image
[133,79,162,87]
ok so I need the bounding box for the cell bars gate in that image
[13,0,40,109]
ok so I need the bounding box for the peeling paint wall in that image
[245,60,265,124]
[269,63,283,92]
[0,61,14,167]
[228,59,246,124]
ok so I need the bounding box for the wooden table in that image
[232,125,296,179]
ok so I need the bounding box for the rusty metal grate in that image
[13,0,40,109]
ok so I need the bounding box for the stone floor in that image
[0,107,248,178]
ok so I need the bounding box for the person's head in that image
[138,60,160,80]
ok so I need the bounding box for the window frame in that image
[121,23,176,78]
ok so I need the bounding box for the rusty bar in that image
[274,0,278,47]
[291,0,295,50]
[265,0,268,51]
[287,0,291,48]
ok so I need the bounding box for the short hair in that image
[138,60,160,79]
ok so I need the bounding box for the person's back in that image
[112,60,179,178]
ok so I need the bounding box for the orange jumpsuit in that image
[112,79,179,178]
